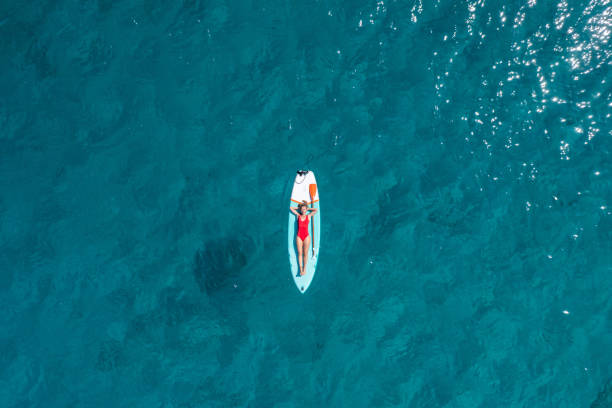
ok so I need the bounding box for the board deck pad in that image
[288,171,320,293]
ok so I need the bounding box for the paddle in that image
[309,183,317,256]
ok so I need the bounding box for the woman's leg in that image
[296,236,304,275]
[302,235,311,275]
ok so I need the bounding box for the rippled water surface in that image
[1,0,611,406]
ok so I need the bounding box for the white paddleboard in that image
[288,170,320,293]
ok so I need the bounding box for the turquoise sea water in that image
[1,0,611,406]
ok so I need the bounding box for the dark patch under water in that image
[193,237,248,295]
[591,377,612,408]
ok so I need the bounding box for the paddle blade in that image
[309,184,317,200]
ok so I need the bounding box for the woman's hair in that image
[297,200,308,211]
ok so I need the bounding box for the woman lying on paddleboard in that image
[289,200,318,276]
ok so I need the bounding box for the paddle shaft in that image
[309,184,317,256]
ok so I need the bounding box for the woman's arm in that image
[308,208,318,217]
[289,207,299,216]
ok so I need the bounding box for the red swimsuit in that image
[297,215,309,241]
